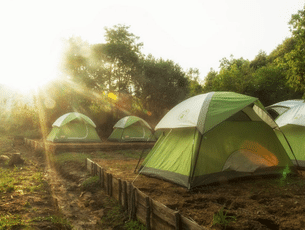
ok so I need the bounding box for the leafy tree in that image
[61,37,105,91]
[285,5,305,93]
[185,68,204,97]
[250,50,268,70]
[202,68,219,93]
[215,56,254,95]
[102,24,143,93]
[252,64,302,106]
[135,55,189,120]
[268,37,296,64]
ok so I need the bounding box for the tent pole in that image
[189,130,203,190]
[278,129,300,168]
[134,148,146,173]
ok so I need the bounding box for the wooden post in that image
[93,163,96,176]
[128,183,132,218]
[109,174,113,197]
[123,180,128,211]
[106,173,110,195]
[101,169,104,189]
[91,161,94,175]
[85,158,87,171]
[145,197,151,230]
[118,179,122,205]
[98,167,101,185]
[175,211,181,230]
[131,187,136,220]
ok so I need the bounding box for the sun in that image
[1,38,64,95]
[2,75,56,95]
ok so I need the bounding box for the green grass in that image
[0,165,47,195]
[124,220,147,230]
[114,149,150,159]
[54,151,108,166]
[0,167,16,193]
[54,152,92,165]
[212,207,236,229]
[81,176,101,192]
[31,215,72,228]
[0,213,29,229]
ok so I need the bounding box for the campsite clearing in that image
[92,151,305,230]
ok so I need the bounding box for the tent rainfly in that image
[266,100,305,120]
[108,116,156,142]
[267,100,305,168]
[47,112,101,143]
[139,92,295,189]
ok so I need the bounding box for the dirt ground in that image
[93,151,305,230]
[3,138,305,230]
[0,138,129,230]
[0,138,71,229]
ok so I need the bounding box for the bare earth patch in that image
[93,152,305,230]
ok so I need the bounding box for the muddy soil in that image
[93,152,305,230]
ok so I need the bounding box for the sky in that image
[0,0,304,93]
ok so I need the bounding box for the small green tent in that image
[139,92,294,189]
[47,112,101,143]
[267,100,305,168]
[108,116,156,142]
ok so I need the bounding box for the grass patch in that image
[212,207,236,229]
[31,215,72,228]
[100,197,146,229]
[124,220,147,230]
[0,165,47,195]
[0,213,29,229]
[53,152,93,165]
[101,197,127,227]
[54,151,108,166]
[0,167,16,193]
[81,176,100,192]
[115,149,150,159]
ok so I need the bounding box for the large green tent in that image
[108,116,156,142]
[139,92,295,189]
[47,112,101,143]
[267,100,305,168]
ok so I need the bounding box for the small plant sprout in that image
[280,164,291,185]
[212,207,236,229]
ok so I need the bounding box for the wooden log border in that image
[24,138,155,154]
[86,158,207,230]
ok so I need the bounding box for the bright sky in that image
[0,0,304,93]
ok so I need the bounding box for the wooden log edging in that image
[24,138,155,154]
[86,158,207,230]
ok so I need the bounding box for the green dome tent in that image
[139,92,295,189]
[267,100,305,168]
[47,112,101,143]
[108,116,156,142]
